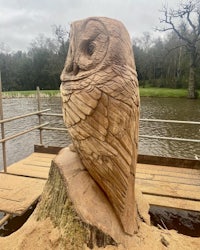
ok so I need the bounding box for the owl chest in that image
[63,87,108,139]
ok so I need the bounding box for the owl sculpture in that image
[60,17,140,235]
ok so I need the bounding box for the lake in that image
[0,96,200,170]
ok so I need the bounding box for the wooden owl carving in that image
[60,17,140,235]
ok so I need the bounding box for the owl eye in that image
[86,41,95,56]
[81,40,95,56]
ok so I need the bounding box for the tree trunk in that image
[188,55,198,99]
[188,66,196,99]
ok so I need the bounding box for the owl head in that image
[60,17,136,82]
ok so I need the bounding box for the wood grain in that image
[60,17,139,235]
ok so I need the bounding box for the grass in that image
[139,87,200,98]
[2,90,60,98]
[1,88,200,98]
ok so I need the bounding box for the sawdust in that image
[0,213,200,250]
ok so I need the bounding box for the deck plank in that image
[0,173,46,215]
[143,194,200,212]
[6,153,54,179]
[136,178,200,192]
[7,164,49,179]
[136,172,200,185]
[20,160,51,168]
[136,179,200,200]
[137,165,200,179]
[31,152,56,159]
[137,163,200,175]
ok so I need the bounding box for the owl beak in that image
[73,62,79,75]
[60,61,80,82]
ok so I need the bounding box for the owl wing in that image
[61,65,139,234]
[96,64,139,167]
[94,66,139,234]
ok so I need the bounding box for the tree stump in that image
[35,147,150,249]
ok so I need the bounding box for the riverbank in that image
[2,90,60,98]
[1,88,199,98]
[139,87,200,98]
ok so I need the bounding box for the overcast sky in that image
[0,0,181,52]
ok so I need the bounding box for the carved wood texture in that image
[60,17,140,235]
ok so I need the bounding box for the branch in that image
[164,44,186,59]
[156,27,173,32]
[186,10,196,32]
[157,5,194,46]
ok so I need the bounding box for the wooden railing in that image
[0,79,50,172]
[0,73,6,172]
[0,74,200,173]
[39,115,200,143]
[0,109,50,173]
[140,118,200,143]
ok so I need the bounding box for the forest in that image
[0,1,200,98]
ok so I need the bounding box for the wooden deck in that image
[0,151,200,224]
[136,163,200,211]
[0,174,46,215]
[0,152,54,224]
[7,152,54,179]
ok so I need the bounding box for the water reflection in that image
[0,96,199,171]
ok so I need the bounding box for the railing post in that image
[36,86,43,145]
[0,72,7,173]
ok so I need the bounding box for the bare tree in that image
[52,25,69,58]
[157,0,200,98]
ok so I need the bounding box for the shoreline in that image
[2,90,61,99]
[1,88,199,99]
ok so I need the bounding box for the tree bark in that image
[188,61,197,99]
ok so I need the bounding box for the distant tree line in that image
[0,1,199,98]
[0,26,69,91]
